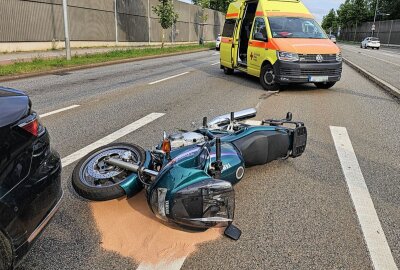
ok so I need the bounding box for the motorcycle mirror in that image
[230,112,235,122]
[286,112,293,121]
[224,223,242,240]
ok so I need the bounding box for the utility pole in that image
[62,0,71,60]
[148,0,151,45]
[114,0,118,46]
[372,0,379,36]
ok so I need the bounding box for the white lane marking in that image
[330,126,398,270]
[211,62,220,66]
[212,52,219,56]
[137,258,186,270]
[40,105,80,118]
[148,72,189,85]
[343,46,400,66]
[61,113,165,167]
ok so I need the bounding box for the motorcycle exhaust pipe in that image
[105,158,159,177]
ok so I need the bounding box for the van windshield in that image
[268,17,327,39]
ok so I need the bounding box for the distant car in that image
[361,37,381,49]
[329,35,337,43]
[0,87,62,269]
[216,35,221,51]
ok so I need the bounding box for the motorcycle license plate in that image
[309,76,329,82]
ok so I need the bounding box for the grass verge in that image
[0,43,215,77]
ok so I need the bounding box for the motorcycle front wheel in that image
[72,143,146,201]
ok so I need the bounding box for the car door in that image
[220,2,244,69]
[248,17,269,76]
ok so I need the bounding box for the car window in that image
[252,17,268,40]
[222,19,236,38]
[269,17,327,39]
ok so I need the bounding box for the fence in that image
[340,20,400,45]
[0,0,225,45]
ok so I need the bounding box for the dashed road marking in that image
[61,113,165,167]
[330,126,398,270]
[137,258,186,270]
[40,105,80,118]
[148,72,189,85]
[211,62,220,66]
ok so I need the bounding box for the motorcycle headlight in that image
[277,51,299,62]
[336,52,342,62]
[150,179,235,229]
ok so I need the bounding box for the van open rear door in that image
[220,2,244,69]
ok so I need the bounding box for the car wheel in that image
[0,231,13,270]
[314,82,336,89]
[260,63,280,91]
[72,143,146,201]
[223,66,234,75]
[377,47,380,50]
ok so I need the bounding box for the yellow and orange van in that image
[220,0,342,90]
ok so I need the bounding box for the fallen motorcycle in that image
[72,108,307,239]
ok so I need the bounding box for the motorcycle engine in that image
[169,132,206,149]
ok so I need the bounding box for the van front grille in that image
[280,67,342,77]
[299,54,337,63]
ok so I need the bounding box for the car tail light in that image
[18,115,44,137]
[19,118,39,136]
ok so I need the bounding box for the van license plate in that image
[309,76,328,82]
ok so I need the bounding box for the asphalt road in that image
[340,43,400,89]
[1,51,399,270]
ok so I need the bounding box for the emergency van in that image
[220,0,342,90]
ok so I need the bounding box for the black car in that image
[0,87,62,269]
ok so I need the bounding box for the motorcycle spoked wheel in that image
[72,143,146,201]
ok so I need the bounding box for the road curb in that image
[0,48,213,82]
[343,57,400,99]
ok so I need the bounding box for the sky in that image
[179,0,346,23]
[302,0,345,23]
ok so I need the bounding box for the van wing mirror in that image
[254,32,268,42]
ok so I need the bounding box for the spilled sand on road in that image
[91,191,222,264]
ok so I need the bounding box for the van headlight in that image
[277,51,299,62]
[150,179,235,229]
[336,52,342,62]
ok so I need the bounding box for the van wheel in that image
[223,67,234,75]
[0,231,13,270]
[314,82,336,89]
[260,64,279,91]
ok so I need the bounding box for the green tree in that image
[192,0,232,12]
[152,0,179,48]
[322,9,338,33]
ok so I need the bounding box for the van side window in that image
[222,19,236,37]
[252,17,268,41]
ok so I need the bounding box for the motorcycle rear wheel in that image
[72,143,146,201]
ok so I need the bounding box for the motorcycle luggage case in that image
[232,130,290,167]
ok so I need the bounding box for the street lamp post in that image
[372,0,379,36]
[62,0,71,60]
